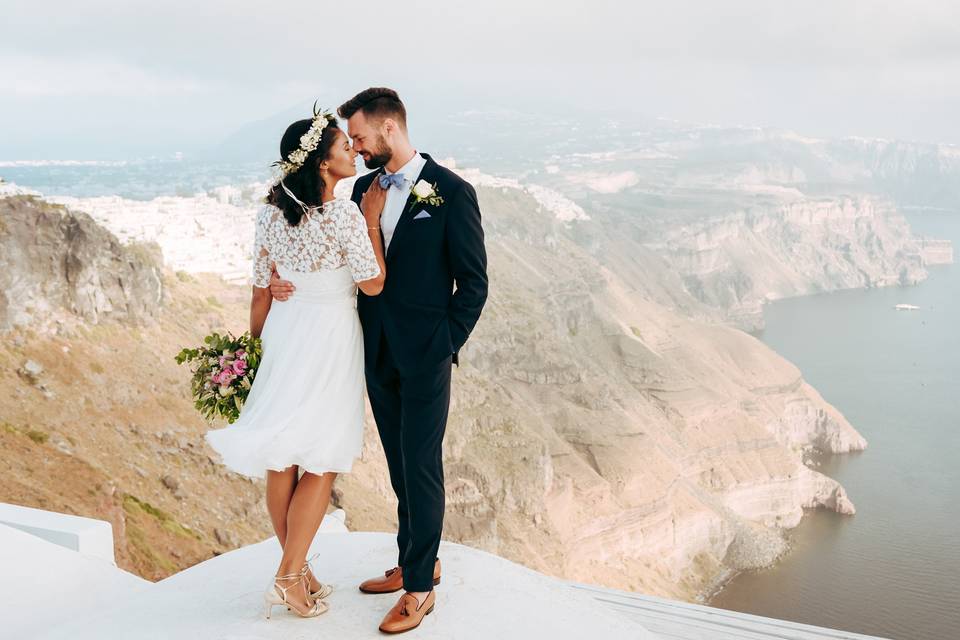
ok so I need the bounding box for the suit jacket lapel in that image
[386,154,438,263]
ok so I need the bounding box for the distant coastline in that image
[705,222,960,640]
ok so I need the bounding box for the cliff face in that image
[638,196,929,330]
[0,269,273,581]
[0,187,867,601]
[826,137,960,208]
[335,185,866,599]
[4,124,952,598]
[0,196,163,332]
[920,237,954,265]
[513,124,956,333]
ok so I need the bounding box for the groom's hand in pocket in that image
[269,262,295,301]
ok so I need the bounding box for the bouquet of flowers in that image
[175,332,262,423]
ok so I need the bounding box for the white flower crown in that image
[273,102,335,178]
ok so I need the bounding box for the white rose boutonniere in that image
[410,179,444,207]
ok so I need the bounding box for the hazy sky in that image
[2,0,959,157]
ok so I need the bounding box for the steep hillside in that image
[0,189,866,600]
[332,186,863,599]
[0,196,162,332]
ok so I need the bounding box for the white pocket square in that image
[413,210,432,220]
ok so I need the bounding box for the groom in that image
[271,87,487,633]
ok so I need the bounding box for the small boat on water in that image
[894,303,921,311]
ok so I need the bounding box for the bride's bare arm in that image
[250,286,273,338]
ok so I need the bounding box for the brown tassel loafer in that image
[378,590,436,634]
[359,558,441,594]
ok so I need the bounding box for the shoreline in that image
[697,238,958,638]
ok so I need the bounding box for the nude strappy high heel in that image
[264,566,329,619]
[285,554,333,610]
[304,553,334,600]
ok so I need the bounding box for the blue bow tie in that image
[378,172,407,189]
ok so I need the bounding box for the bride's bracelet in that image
[367,226,380,231]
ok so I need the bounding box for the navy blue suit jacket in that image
[351,153,488,375]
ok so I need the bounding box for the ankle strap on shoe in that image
[275,566,308,581]
[302,553,320,573]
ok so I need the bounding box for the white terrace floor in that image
[1,503,890,640]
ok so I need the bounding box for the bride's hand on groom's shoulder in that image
[269,263,295,301]
[360,181,386,227]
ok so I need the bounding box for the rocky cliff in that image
[0,195,163,333]
[636,195,929,331]
[919,237,954,265]
[335,184,866,599]
[0,267,270,581]
[0,187,867,602]
[516,123,956,332]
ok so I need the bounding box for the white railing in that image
[0,502,116,564]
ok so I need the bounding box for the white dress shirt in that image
[379,152,427,252]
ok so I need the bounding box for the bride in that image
[204,107,387,619]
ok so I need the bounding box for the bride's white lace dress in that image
[205,198,380,478]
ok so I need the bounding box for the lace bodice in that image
[251,198,380,287]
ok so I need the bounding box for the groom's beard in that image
[361,136,393,170]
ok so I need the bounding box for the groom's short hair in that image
[338,87,407,129]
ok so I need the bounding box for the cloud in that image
[2,0,960,151]
[0,54,209,97]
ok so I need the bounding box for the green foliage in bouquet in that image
[175,332,262,423]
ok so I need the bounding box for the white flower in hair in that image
[271,101,334,179]
[290,149,308,165]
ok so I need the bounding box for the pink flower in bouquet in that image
[211,369,232,385]
[176,330,261,424]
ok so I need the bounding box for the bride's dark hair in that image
[266,116,340,226]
